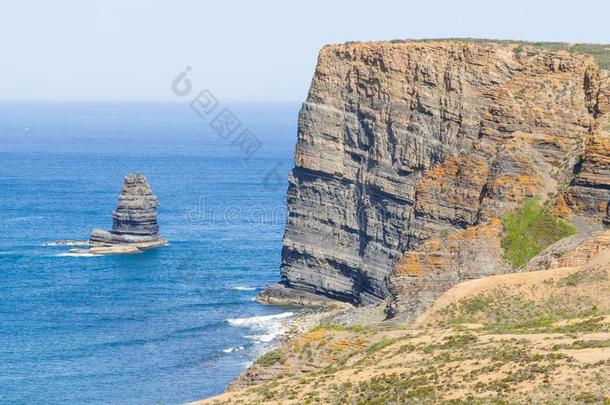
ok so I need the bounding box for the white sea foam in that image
[227,312,294,326]
[222,346,245,353]
[231,286,257,291]
[226,312,294,343]
[43,241,90,247]
[245,332,279,343]
[54,252,97,257]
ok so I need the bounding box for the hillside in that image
[196,232,610,404]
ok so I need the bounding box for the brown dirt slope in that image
[193,232,610,404]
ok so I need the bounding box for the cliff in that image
[263,40,610,314]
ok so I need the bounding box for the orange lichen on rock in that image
[553,194,570,218]
[393,219,505,280]
[389,219,510,320]
[488,174,542,199]
[393,254,426,276]
[566,130,610,221]
[303,331,324,342]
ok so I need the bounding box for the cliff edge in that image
[262,40,609,317]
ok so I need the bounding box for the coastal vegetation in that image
[200,246,610,404]
[381,38,610,68]
[254,350,284,366]
[501,198,576,267]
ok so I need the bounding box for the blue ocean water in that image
[0,102,298,404]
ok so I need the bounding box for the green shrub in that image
[552,338,610,350]
[560,267,607,287]
[366,338,396,355]
[309,324,367,332]
[440,286,607,333]
[255,349,284,366]
[501,198,576,267]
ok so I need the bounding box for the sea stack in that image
[71,173,166,254]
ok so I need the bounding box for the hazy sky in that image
[2,0,609,102]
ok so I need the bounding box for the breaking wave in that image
[54,252,97,257]
[230,286,257,291]
[226,312,294,343]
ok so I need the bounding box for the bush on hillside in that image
[501,198,576,267]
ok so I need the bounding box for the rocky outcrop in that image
[387,218,512,320]
[69,173,166,254]
[566,67,610,225]
[256,283,351,307]
[521,230,610,272]
[267,40,609,309]
[567,134,610,225]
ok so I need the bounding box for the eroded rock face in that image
[272,40,609,308]
[89,173,165,246]
[387,219,511,321]
[566,69,610,225]
[521,230,610,272]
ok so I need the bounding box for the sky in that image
[1,0,609,102]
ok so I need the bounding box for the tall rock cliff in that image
[265,40,610,310]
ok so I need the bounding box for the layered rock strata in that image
[520,230,610,272]
[387,218,511,320]
[70,173,166,254]
[267,40,610,309]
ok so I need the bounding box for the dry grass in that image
[382,39,610,69]
[193,251,610,405]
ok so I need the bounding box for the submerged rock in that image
[70,173,166,255]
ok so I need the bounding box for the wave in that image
[222,346,245,353]
[54,252,97,257]
[173,323,220,335]
[0,251,23,256]
[226,311,294,343]
[226,311,294,327]
[44,240,90,247]
[230,286,257,291]
[245,332,280,343]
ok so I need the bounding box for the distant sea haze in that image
[0,102,298,404]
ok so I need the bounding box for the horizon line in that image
[0,99,303,104]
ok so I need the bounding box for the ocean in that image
[0,102,299,404]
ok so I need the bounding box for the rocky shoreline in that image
[67,239,166,255]
[214,298,391,394]
[194,230,610,404]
